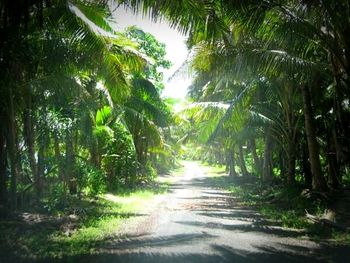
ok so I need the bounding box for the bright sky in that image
[111,6,192,99]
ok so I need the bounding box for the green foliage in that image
[143,161,158,181]
[181,144,225,166]
[79,163,106,197]
[2,2,350,260]
[260,207,309,229]
[0,0,177,218]
[157,0,350,194]
[94,107,138,188]
[343,171,350,185]
[102,123,138,187]
[95,105,112,126]
[43,185,68,213]
[0,186,168,260]
[124,26,172,91]
[227,182,325,229]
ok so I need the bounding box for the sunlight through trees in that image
[0,1,350,261]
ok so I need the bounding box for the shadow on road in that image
[4,165,350,263]
[23,241,350,263]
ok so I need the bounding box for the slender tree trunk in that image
[262,131,273,182]
[23,98,38,197]
[332,127,343,168]
[90,138,100,168]
[227,148,237,177]
[286,140,296,185]
[330,56,349,169]
[7,88,18,209]
[0,129,8,217]
[134,131,143,166]
[65,129,76,195]
[300,85,328,192]
[302,140,312,188]
[54,133,64,184]
[249,139,262,175]
[225,150,230,173]
[37,138,45,199]
[238,143,248,177]
[327,134,340,189]
[279,149,287,180]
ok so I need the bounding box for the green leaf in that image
[96,106,112,126]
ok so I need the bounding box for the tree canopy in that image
[1,0,349,217]
[0,0,175,213]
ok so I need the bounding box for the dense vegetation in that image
[0,0,176,215]
[167,0,350,192]
[1,0,350,248]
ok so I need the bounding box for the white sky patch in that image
[111,6,191,99]
[70,3,114,37]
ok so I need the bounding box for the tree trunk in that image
[65,129,76,195]
[238,143,249,177]
[0,128,8,217]
[225,150,230,173]
[278,149,286,179]
[37,138,45,198]
[302,141,312,188]
[300,85,328,192]
[37,117,50,199]
[23,98,38,197]
[7,88,18,209]
[227,148,237,177]
[249,139,262,175]
[90,138,100,168]
[54,133,64,183]
[262,131,273,182]
[286,140,296,184]
[332,126,343,168]
[327,133,340,189]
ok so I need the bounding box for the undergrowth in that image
[0,182,168,261]
[202,163,350,244]
[228,180,350,243]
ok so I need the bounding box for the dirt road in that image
[66,161,349,262]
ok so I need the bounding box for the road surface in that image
[62,161,349,262]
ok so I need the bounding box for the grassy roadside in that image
[227,182,350,244]
[0,182,169,261]
[201,163,350,245]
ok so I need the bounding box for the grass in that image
[48,190,159,258]
[0,184,169,261]
[227,181,322,229]
[228,181,350,243]
[198,161,350,244]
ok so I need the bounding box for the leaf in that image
[96,106,112,126]
[70,1,115,34]
[93,125,114,138]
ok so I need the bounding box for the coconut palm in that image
[0,0,147,209]
[121,0,350,192]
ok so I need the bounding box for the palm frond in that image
[70,1,115,34]
[123,106,164,148]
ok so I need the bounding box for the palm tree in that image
[122,0,350,192]
[124,78,170,175]
[0,0,146,209]
[122,0,350,190]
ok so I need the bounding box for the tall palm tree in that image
[122,0,350,192]
[0,0,145,209]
